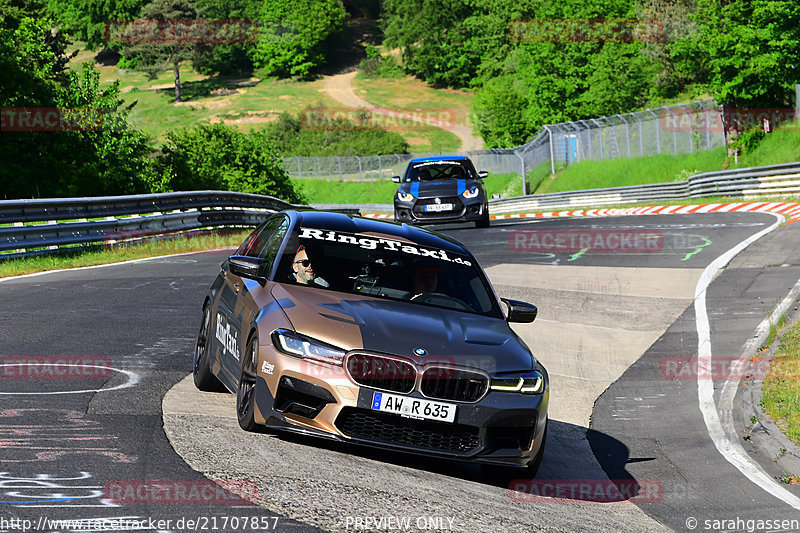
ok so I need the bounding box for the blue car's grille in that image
[412,196,464,218]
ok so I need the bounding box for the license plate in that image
[424,203,453,212]
[371,392,456,423]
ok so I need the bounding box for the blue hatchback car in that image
[392,156,490,228]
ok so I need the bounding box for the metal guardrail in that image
[0,191,307,260]
[489,162,800,213]
[4,162,799,260]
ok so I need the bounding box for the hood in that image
[271,283,534,375]
[399,179,481,199]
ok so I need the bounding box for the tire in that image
[475,210,490,228]
[480,422,547,482]
[193,304,225,392]
[236,336,262,432]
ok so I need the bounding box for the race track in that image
[1,212,799,533]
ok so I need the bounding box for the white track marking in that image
[694,212,800,510]
[0,365,140,395]
[0,249,231,283]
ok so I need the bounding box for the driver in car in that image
[292,246,329,287]
[410,266,441,300]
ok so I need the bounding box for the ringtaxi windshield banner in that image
[298,228,473,266]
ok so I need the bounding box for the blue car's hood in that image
[398,178,482,199]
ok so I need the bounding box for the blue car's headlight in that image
[397,192,414,202]
[462,187,480,199]
[490,371,545,394]
[272,329,345,366]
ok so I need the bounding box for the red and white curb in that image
[363,202,800,224]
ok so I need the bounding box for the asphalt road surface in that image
[1,212,799,532]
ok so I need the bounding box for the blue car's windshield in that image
[404,160,476,182]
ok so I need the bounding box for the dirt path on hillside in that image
[320,71,484,151]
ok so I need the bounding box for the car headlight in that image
[397,192,414,202]
[490,371,544,394]
[462,187,480,199]
[271,329,345,366]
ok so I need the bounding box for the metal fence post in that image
[335,155,342,181]
[697,101,711,150]
[631,112,643,156]
[796,84,800,120]
[663,107,678,154]
[296,157,302,179]
[544,126,555,174]
[579,120,593,159]
[679,104,694,153]
[356,156,363,183]
[646,109,660,154]
[590,119,604,159]
[516,152,527,195]
[618,114,631,158]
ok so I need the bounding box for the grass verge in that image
[0,231,249,278]
[535,147,728,194]
[736,126,800,168]
[761,317,800,448]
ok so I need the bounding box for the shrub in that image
[157,124,305,203]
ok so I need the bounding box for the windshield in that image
[403,160,476,182]
[277,226,500,317]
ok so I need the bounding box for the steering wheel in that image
[410,292,471,311]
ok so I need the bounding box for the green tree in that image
[471,76,531,147]
[46,0,149,50]
[192,0,261,75]
[673,0,800,108]
[157,124,305,203]
[253,0,347,78]
[1,14,160,198]
[636,0,700,98]
[122,0,198,102]
[469,0,656,146]
[381,0,478,87]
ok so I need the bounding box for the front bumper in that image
[394,196,487,225]
[253,344,549,468]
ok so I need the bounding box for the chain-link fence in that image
[280,152,526,183]
[282,99,726,192]
[532,98,724,172]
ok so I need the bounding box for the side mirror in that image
[501,298,537,323]
[478,170,489,179]
[228,255,267,286]
[391,176,401,183]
